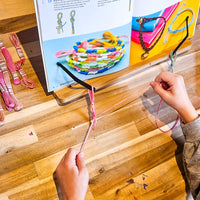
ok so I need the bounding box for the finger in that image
[76,152,87,172]
[64,148,79,167]
[155,71,174,85]
[150,81,170,100]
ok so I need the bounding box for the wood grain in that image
[0,125,37,156]
[0,0,35,21]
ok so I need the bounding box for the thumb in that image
[76,152,87,171]
[150,81,169,100]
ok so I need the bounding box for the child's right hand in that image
[55,148,89,200]
[150,71,198,123]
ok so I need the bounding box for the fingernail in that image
[79,152,84,158]
[150,81,155,86]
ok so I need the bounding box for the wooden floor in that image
[0,1,200,200]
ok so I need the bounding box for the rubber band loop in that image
[163,2,186,44]
[168,8,194,34]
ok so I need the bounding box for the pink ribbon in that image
[0,40,21,85]
[0,70,15,111]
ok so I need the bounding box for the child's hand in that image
[150,71,198,123]
[56,148,89,200]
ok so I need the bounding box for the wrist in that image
[177,104,198,123]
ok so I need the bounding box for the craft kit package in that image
[34,0,133,92]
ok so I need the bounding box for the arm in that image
[55,148,89,200]
[181,116,200,199]
[150,71,200,199]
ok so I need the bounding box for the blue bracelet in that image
[168,8,195,34]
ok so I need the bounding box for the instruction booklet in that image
[34,0,133,92]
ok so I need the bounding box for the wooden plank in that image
[0,164,38,193]
[0,128,76,175]
[0,99,58,135]
[72,111,143,143]
[87,133,179,196]
[0,14,37,34]
[0,0,35,21]
[34,122,140,180]
[0,194,9,200]
[0,176,95,200]
[0,125,38,156]
[33,118,185,181]
[5,156,186,200]
[0,178,40,199]
[3,124,184,200]
[8,177,57,200]
[0,99,147,175]
[8,176,95,200]
[94,157,186,200]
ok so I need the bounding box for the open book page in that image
[132,0,182,16]
[34,0,133,92]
